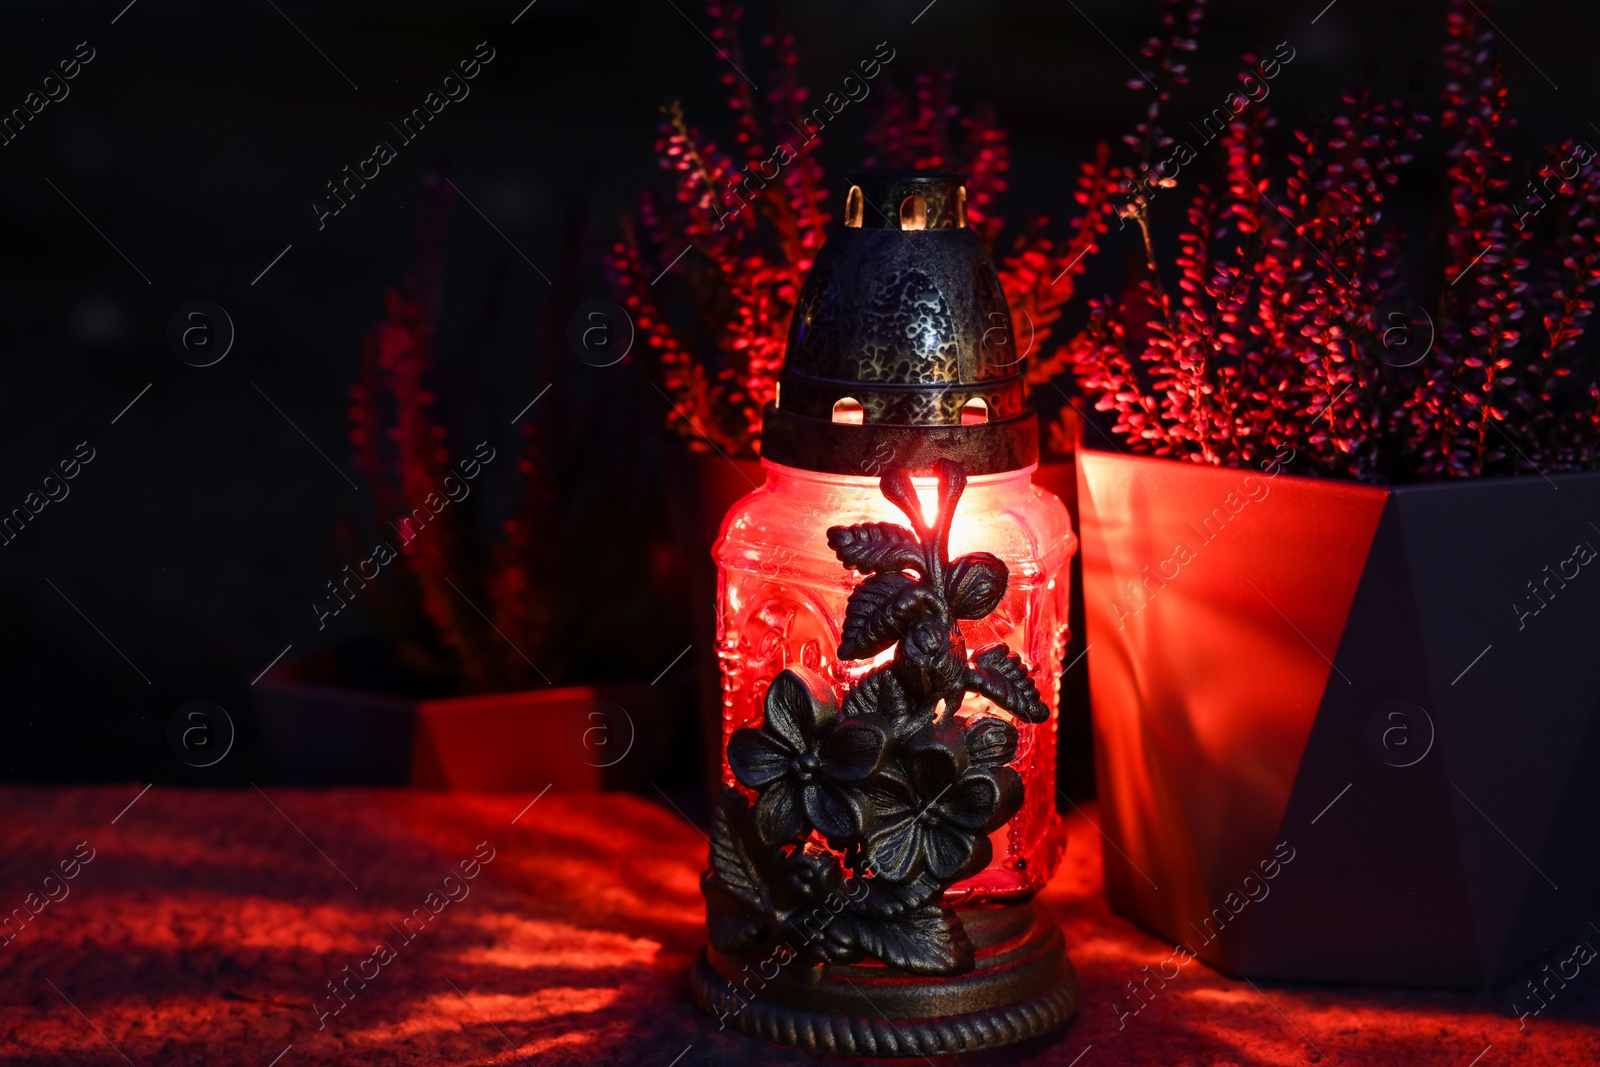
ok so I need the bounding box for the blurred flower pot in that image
[1078,450,1600,987]
[252,643,663,792]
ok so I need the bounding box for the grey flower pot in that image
[1078,451,1600,987]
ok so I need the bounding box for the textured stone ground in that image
[0,786,1595,1066]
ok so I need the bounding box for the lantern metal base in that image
[690,899,1078,1057]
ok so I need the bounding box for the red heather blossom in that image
[346,173,547,693]
[347,171,683,694]
[1070,0,1600,483]
[607,4,825,460]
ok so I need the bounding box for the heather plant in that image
[1068,0,1600,483]
[608,2,1116,459]
[344,172,679,694]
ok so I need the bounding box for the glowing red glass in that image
[714,459,1076,901]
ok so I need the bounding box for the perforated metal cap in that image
[760,172,1038,476]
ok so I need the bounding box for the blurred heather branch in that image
[345,172,680,694]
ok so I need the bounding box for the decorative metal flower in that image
[861,728,1023,883]
[727,666,889,845]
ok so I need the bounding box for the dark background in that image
[0,0,1589,785]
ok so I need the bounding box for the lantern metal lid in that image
[759,171,1039,477]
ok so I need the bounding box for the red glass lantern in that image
[693,173,1080,1055]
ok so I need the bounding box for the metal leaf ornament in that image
[703,460,1047,978]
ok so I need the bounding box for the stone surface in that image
[0,786,1596,1065]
